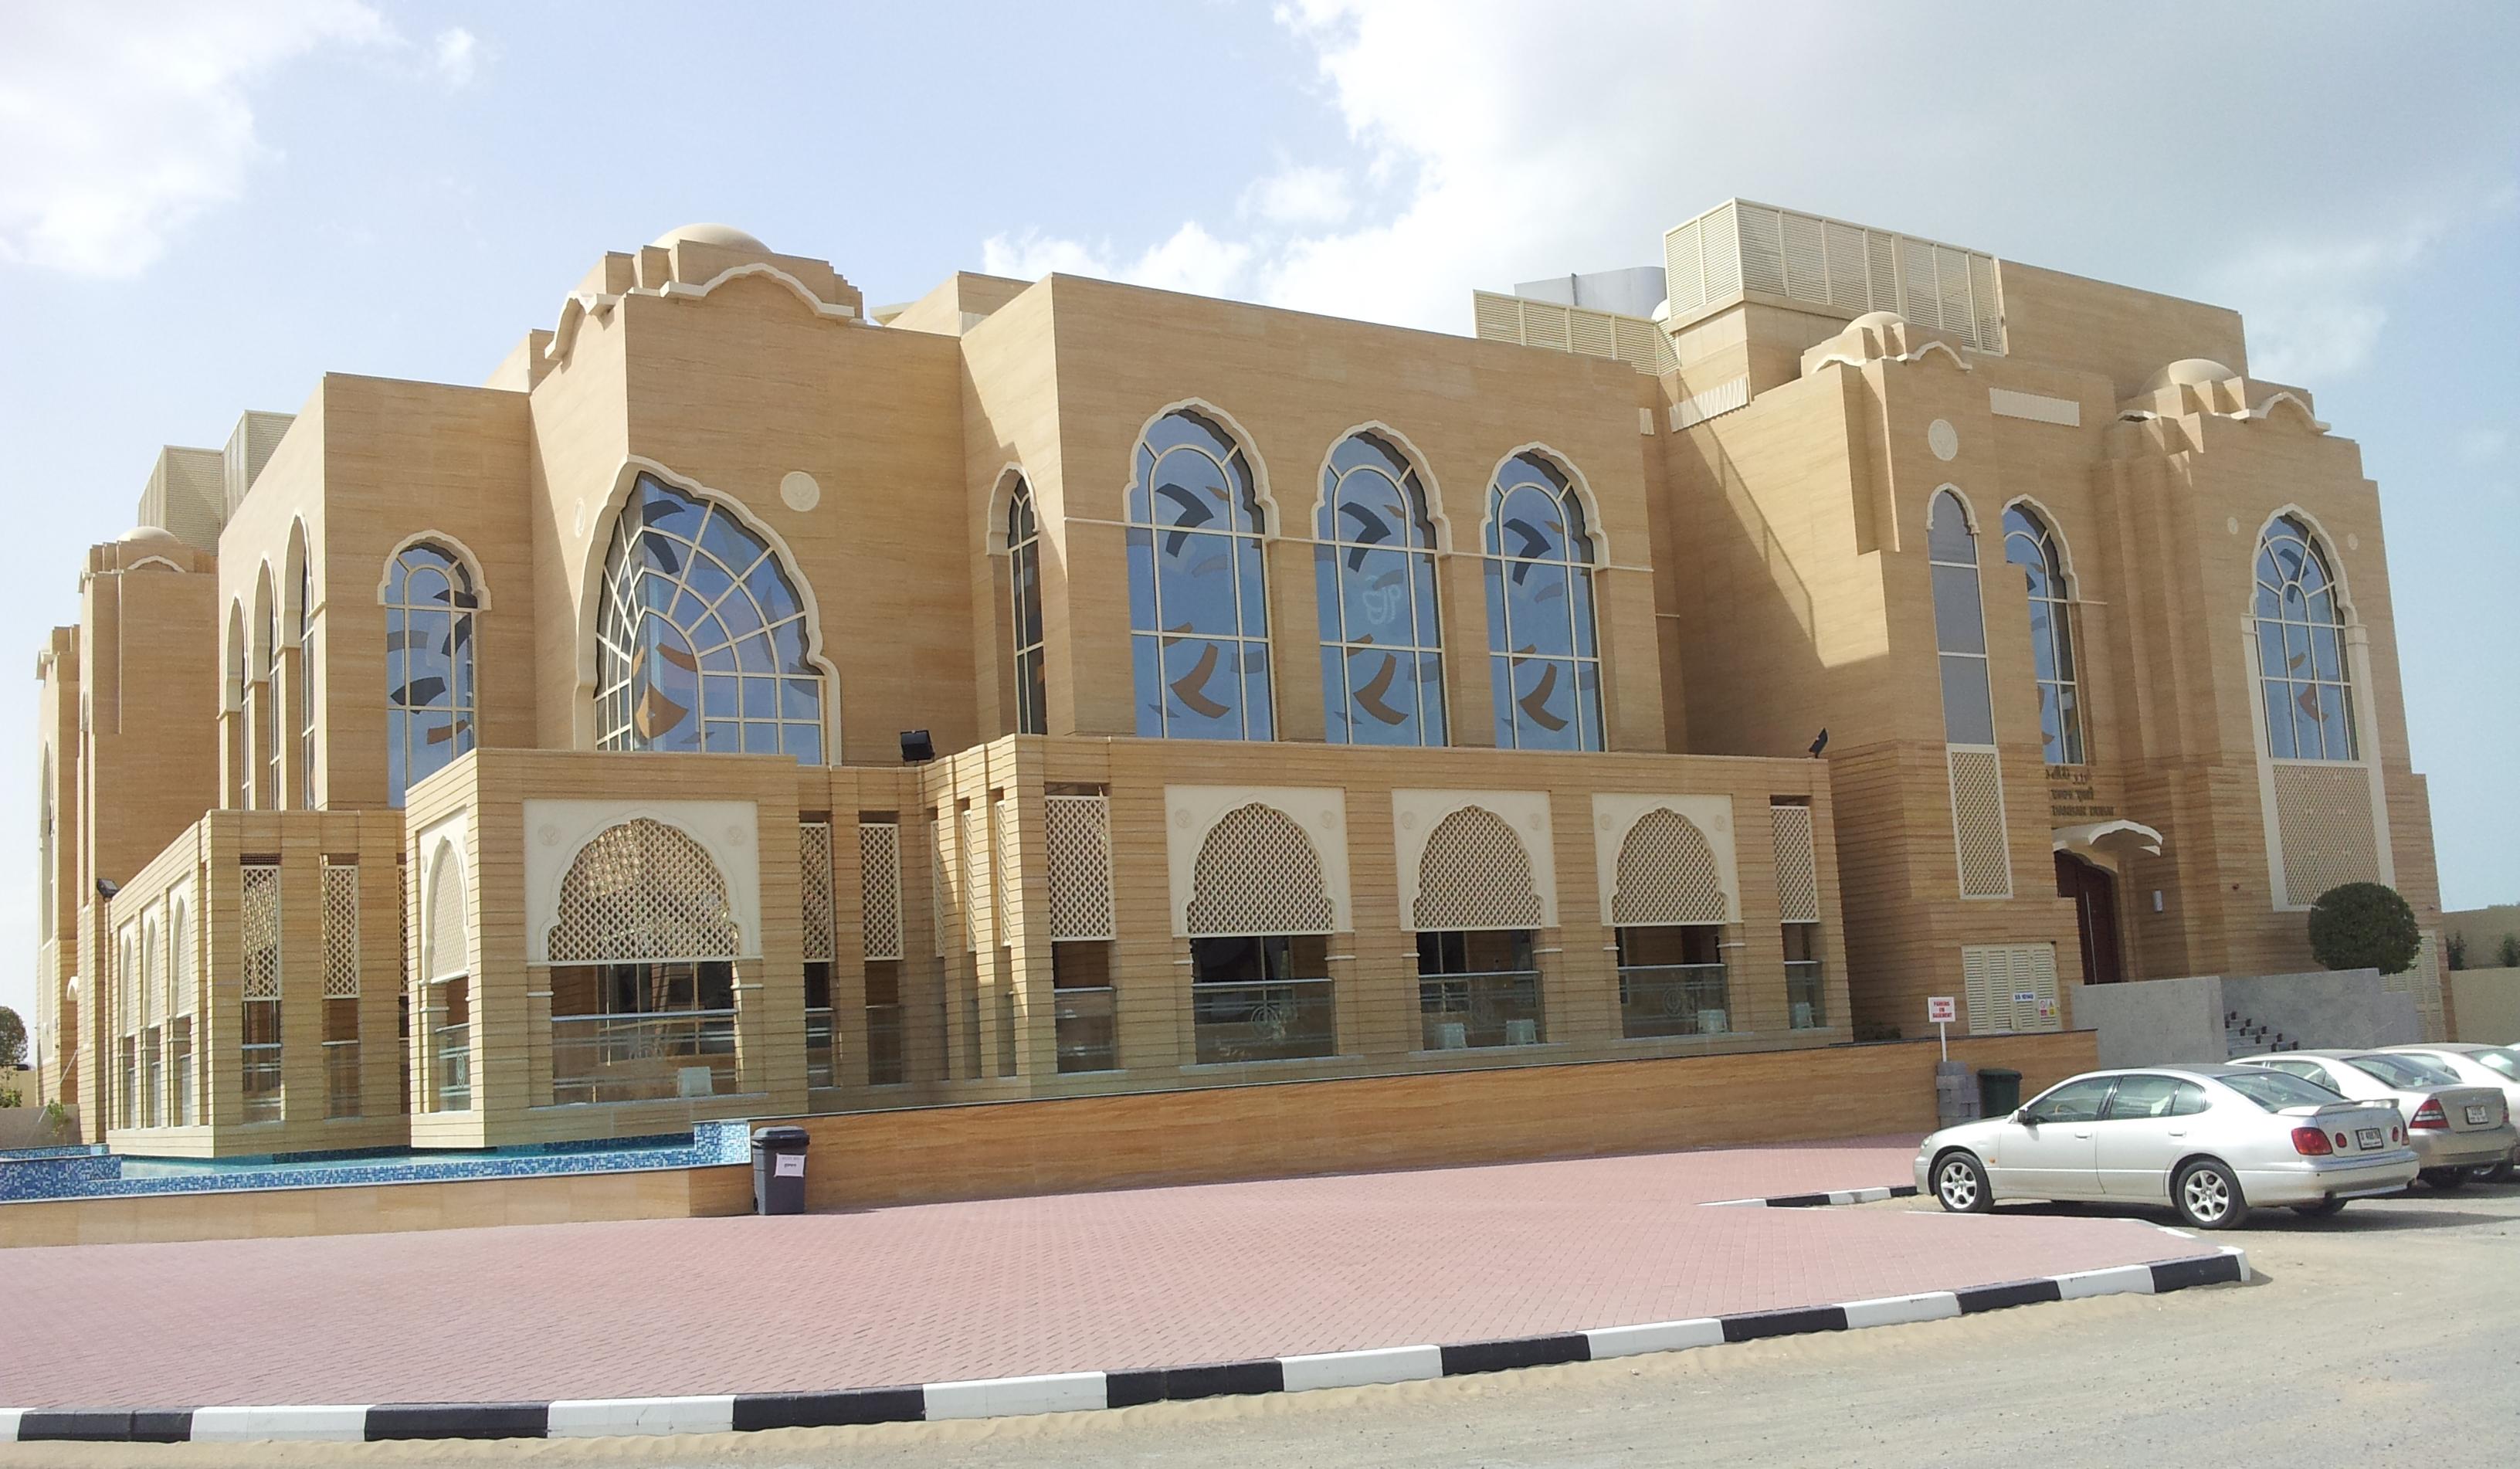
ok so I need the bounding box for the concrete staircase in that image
[2225,1009,2301,1059]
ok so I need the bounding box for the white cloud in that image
[982,222,1253,298]
[429,27,480,88]
[0,0,386,277]
[1240,164,1353,227]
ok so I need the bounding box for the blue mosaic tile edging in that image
[0,1121,760,1205]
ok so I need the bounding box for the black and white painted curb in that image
[1704,1183,1922,1208]
[0,1248,2245,1444]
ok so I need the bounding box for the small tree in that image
[2306,883,2420,976]
[2501,933,2520,970]
[2446,932,2468,971]
[0,1005,24,1070]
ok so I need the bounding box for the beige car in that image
[2379,1044,2520,1182]
[2234,1050,2515,1188]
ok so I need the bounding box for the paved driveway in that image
[0,1136,2205,1408]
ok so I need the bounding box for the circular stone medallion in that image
[1927,419,1959,461]
[780,471,822,513]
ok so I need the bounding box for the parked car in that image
[2377,1044,2520,1182]
[2230,1050,2515,1189]
[1918,1066,2414,1229]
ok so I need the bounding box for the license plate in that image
[2467,1104,2492,1127]
[2356,1128,2384,1150]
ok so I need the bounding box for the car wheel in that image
[1932,1151,1993,1214]
[2173,1159,2249,1230]
[2465,1159,2515,1184]
[2419,1168,2467,1190]
[2290,1199,2345,1218]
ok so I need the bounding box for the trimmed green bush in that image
[2306,883,2420,976]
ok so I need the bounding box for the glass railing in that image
[1786,961,1826,1029]
[1418,971,1544,1050]
[548,1009,737,1105]
[864,1004,904,1086]
[1192,978,1335,1064]
[805,1008,836,1089]
[324,1040,361,1118]
[1618,964,1732,1040]
[436,1023,472,1111]
[1054,986,1118,1073]
[240,1044,283,1121]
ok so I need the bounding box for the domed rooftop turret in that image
[650,222,769,253]
[2143,358,2236,392]
[116,524,184,549]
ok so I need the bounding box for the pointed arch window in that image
[2002,505,2084,764]
[1007,482,1046,735]
[1126,409,1273,740]
[297,553,317,806]
[1928,490,1995,745]
[386,542,480,805]
[1315,431,1444,745]
[597,475,824,762]
[2253,515,2357,761]
[1484,453,1601,750]
[263,595,283,808]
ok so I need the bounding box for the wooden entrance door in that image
[2054,853,2124,986]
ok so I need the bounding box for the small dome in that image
[116,524,182,548]
[1650,298,1673,323]
[2145,358,2236,392]
[1847,310,1905,331]
[650,222,769,253]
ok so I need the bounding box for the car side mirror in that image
[2014,1108,2034,1126]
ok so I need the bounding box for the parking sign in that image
[1927,996,1957,1024]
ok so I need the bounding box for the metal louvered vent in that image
[1963,944,2060,1036]
[1660,199,2004,352]
[1469,292,1677,374]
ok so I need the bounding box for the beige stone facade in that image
[29,205,2443,1156]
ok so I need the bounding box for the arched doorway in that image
[2054,853,2123,987]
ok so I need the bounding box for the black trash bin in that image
[751,1126,811,1215]
[1977,1067,2023,1118]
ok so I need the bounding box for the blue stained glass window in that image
[385,543,480,806]
[2252,515,2358,761]
[1928,491,1996,746]
[595,476,825,765]
[1483,453,1601,750]
[2003,504,2084,765]
[1126,410,1273,741]
[1008,483,1046,734]
[1314,432,1445,745]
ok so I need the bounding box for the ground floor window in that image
[430,977,472,1111]
[864,961,904,1085]
[804,961,835,1089]
[166,1017,194,1126]
[1052,941,1116,1073]
[1784,924,1824,1029]
[1189,935,1334,1064]
[117,1036,138,1128]
[141,1026,162,1128]
[1616,925,1730,1039]
[548,961,737,1104]
[241,999,283,1120]
[995,947,1017,1078]
[1416,931,1542,1050]
[324,998,360,1118]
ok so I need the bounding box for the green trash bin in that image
[1977,1067,2023,1118]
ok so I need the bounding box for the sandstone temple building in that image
[29,201,2445,1155]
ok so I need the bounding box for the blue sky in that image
[2,2,2515,1026]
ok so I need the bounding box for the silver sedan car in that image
[2231,1050,2515,1187]
[1918,1066,2415,1229]
[2379,1043,2520,1182]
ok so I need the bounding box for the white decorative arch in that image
[249,561,278,669]
[982,463,1032,553]
[375,531,495,610]
[1482,441,1610,565]
[1392,790,1556,931]
[1926,482,1983,537]
[1124,397,1280,534]
[2238,392,2328,433]
[424,834,468,983]
[2252,503,2361,620]
[566,456,840,757]
[223,600,248,711]
[544,263,862,367]
[1310,422,1453,551]
[1590,793,1741,926]
[1999,494,2081,600]
[1164,785,1351,937]
[125,555,184,575]
[522,798,763,963]
[281,518,312,642]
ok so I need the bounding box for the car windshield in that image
[2475,1050,2520,1080]
[2217,1070,2343,1111]
[2352,1053,2459,1088]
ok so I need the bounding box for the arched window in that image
[1484,453,1601,750]
[2003,505,2084,765]
[229,605,250,808]
[1928,490,1994,745]
[598,476,824,762]
[1315,432,1444,745]
[296,552,317,807]
[2254,514,2357,760]
[263,594,283,807]
[1007,482,1046,735]
[385,542,480,805]
[1126,409,1273,740]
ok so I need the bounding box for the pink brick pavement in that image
[0,1137,2206,1408]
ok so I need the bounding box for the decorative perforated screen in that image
[957,806,980,953]
[1610,809,1729,925]
[1947,748,2013,897]
[799,822,835,963]
[2271,762,2379,908]
[859,822,900,961]
[545,818,741,964]
[240,863,280,999]
[1184,802,1336,937]
[426,846,467,982]
[1411,806,1542,931]
[1044,795,1115,941]
[322,860,359,998]
[1770,803,1820,924]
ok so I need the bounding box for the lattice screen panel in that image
[322,860,360,997]
[1044,795,1115,941]
[2271,763,2379,908]
[427,850,467,982]
[992,800,1012,934]
[928,819,946,957]
[1610,809,1729,925]
[1948,748,2013,897]
[1962,943,2060,1036]
[1770,803,1820,924]
[1183,802,1336,937]
[545,818,741,964]
[957,807,981,953]
[799,823,835,963]
[1412,806,1542,931]
[240,863,281,1000]
[860,822,900,962]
